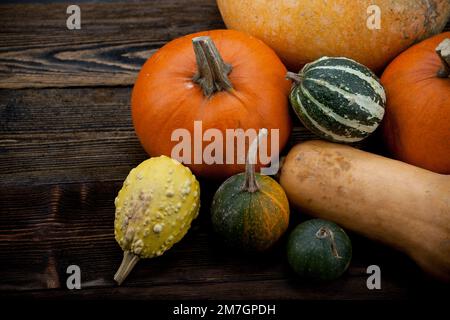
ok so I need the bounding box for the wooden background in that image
[0,0,449,300]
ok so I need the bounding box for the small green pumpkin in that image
[211,129,290,252]
[287,219,352,281]
[287,56,386,143]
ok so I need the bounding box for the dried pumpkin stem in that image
[436,38,450,78]
[192,36,233,97]
[286,71,304,84]
[114,251,140,285]
[316,227,342,259]
[244,128,268,193]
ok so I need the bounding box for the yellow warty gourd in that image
[113,156,200,285]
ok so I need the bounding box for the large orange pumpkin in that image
[217,0,450,72]
[381,32,450,174]
[131,30,292,180]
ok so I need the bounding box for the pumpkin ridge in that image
[226,87,264,121]
[157,91,199,150]
[289,89,321,136]
[304,78,385,119]
[250,193,283,250]
[258,184,289,218]
[304,66,386,104]
[293,87,364,143]
[300,84,379,132]
[301,79,383,126]
[307,57,378,78]
[290,88,338,142]
[297,91,369,138]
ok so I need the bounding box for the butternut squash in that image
[280,140,450,282]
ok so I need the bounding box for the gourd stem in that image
[114,251,140,285]
[286,71,304,84]
[243,129,268,193]
[192,36,233,97]
[316,227,342,259]
[436,39,450,78]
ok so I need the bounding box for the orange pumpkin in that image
[381,32,450,174]
[131,30,292,179]
[217,0,450,72]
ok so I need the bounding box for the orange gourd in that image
[381,32,450,174]
[131,30,292,179]
[217,0,450,72]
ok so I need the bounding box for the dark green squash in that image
[211,129,290,252]
[287,219,352,281]
[287,56,386,143]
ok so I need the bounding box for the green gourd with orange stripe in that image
[287,57,386,143]
[210,129,290,252]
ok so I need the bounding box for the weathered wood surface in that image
[0,0,449,300]
[0,0,224,89]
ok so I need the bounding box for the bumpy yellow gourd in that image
[113,156,200,285]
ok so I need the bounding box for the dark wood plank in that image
[0,280,404,300]
[0,0,225,89]
[0,87,148,186]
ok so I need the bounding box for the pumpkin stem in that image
[286,71,304,84]
[114,251,140,285]
[436,38,450,78]
[316,227,342,259]
[244,128,268,193]
[192,36,233,97]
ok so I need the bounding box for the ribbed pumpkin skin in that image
[131,29,292,180]
[289,57,386,143]
[287,219,352,281]
[217,0,450,72]
[381,32,450,174]
[211,173,289,252]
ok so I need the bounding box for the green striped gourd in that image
[287,57,386,143]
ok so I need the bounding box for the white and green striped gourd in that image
[287,57,386,143]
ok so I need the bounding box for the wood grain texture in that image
[0,87,147,186]
[0,0,449,300]
[0,0,225,89]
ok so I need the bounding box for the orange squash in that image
[381,32,450,174]
[131,30,292,180]
[217,0,450,72]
